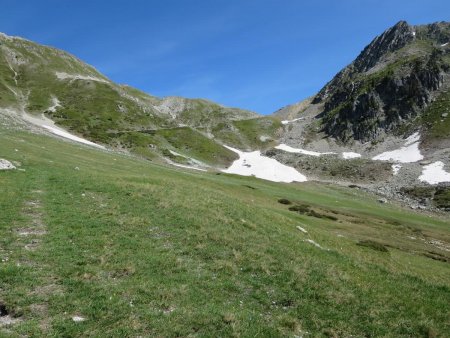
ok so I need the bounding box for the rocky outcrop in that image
[312,21,450,143]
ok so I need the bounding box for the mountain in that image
[0,32,281,167]
[278,21,450,146]
[1,25,449,209]
[269,21,450,210]
[0,24,449,337]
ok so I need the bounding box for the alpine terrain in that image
[0,21,449,337]
[272,21,450,211]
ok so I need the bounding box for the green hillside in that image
[1,124,449,337]
[0,33,261,167]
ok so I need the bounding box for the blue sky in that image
[1,0,449,114]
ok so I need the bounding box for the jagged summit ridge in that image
[308,20,450,143]
[353,20,415,73]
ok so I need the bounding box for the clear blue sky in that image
[1,0,449,114]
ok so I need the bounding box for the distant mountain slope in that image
[0,32,263,166]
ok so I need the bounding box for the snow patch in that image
[281,117,304,125]
[296,226,308,233]
[171,163,207,172]
[23,113,105,149]
[342,152,361,159]
[441,42,448,47]
[55,72,109,83]
[169,150,184,157]
[275,144,335,157]
[304,239,328,250]
[47,97,61,113]
[392,164,402,175]
[404,132,420,146]
[418,161,450,184]
[372,133,423,163]
[222,146,307,183]
[168,150,208,167]
[0,159,16,170]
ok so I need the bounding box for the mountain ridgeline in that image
[1,21,450,169]
[283,21,450,145]
[0,32,283,167]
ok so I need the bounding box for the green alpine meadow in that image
[1,124,449,337]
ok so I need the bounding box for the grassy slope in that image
[212,116,282,150]
[421,87,450,139]
[0,129,449,337]
[0,36,256,167]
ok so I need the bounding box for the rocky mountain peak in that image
[353,20,414,73]
[302,21,450,144]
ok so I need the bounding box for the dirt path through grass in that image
[19,191,47,252]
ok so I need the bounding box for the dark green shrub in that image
[357,240,389,252]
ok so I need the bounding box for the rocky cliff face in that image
[312,21,450,143]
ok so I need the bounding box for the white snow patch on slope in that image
[418,161,450,184]
[342,152,361,159]
[304,239,328,250]
[404,132,420,146]
[392,164,402,175]
[23,113,105,149]
[168,150,208,167]
[372,133,423,163]
[275,144,335,157]
[169,150,184,157]
[441,42,449,47]
[0,159,16,170]
[222,146,307,183]
[296,226,308,233]
[281,117,304,125]
[55,72,109,83]
[171,163,207,172]
[47,97,61,113]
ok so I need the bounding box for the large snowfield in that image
[222,146,307,183]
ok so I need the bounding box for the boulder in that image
[0,159,16,170]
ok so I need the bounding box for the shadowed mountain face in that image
[280,21,450,144]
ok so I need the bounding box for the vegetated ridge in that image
[0,32,281,167]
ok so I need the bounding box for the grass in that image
[0,127,449,337]
[0,36,257,168]
[212,117,282,150]
[155,127,238,167]
[357,240,389,252]
[421,88,450,139]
